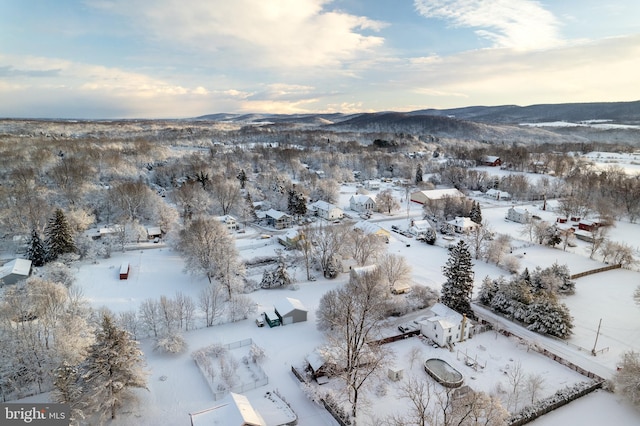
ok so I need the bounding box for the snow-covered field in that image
[18,163,640,425]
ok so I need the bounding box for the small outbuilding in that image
[146,226,162,240]
[0,258,32,286]
[119,262,130,280]
[274,297,308,325]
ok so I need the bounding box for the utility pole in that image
[591,318,602,356]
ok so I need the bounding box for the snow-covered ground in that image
[20,164,640,425]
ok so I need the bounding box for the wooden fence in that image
[570,263,621,279]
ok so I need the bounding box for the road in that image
[472,304,615,380]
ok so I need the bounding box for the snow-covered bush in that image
[155,332,187,354]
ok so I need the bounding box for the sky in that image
[1,0,639,119]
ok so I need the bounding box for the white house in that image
[506,207,531,224]
[0,258,32,286]
[485,188,511,201]
[417,303,474,347]
[216,214,238,231]
[408,219,433,238]
[349,194,376,213]
[365,180,381,190]
[447,217,479,234]
[310,201,343,220]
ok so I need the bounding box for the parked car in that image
[255,317,265,327]
[398,324,416,333]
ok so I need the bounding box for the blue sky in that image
[1,0,639,119]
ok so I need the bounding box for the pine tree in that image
[52,363,86,423]
[441,240,476,319]
[236,168,247,189]
[244,192,258,222]
[26,229,47,266]
[80,313,148,422]
[469,201,483,224]
[45,209,76,261]
[415,164,423,184]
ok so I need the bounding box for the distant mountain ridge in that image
[196,100,640,126]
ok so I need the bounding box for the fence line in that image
[192,338,269,401]
[570,263,621,279]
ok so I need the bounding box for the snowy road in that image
[472,304,615,380]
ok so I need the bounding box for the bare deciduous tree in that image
[317,266,392,419]
[378,253,412,292]
[349,230,385,266]
[199,283,226,327]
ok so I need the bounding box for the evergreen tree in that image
[469,201,483,224]
[415,164,423,184]
[52,363,86,423]
[26,229,47,266]
[236,168,247,189]
[524,297,573,339]
[80,313,148,422]
[441,241,476,319]
[45,209,76,261]
[244,192,258,222]
[287,188,307,219]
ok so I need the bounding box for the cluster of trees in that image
[0,276,146,422]
[478,265,575,339]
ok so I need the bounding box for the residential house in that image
[485,188,511,201]
[447,217,479,234]
[506,207,531,224]
[146,226,162,240]
[264,209,292,230]
[274,297,307,325]
[349,194,376,214]
[0,258,32,286]
[416,303,474,347]
[277,229,301,248]
[482,156,502,167]
[408,219,433,238]
[365,180,381,190]
[410,188,465,205]
[353,221,391,241]
[216,214,238,231]
[310,201,343,221]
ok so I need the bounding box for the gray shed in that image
[274,297,307,325]
[0,258,32,286]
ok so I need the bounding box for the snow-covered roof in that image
[484,155,500,162]
[215,215,236,223]
[311,200,339,211]
[447,216,476,229]
[354,221,390,236]
[147,226,162,236]
[418,303,465,331]
[191,393,266,426]
[0,258,32,278]
[264,209,289,220]
[306,351,326,373]
[412,188,465,201]
[411,220,431,231]
[274,297,307,316]
[350,194,375,204]
[350,264,378,277]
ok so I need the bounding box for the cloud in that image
[397,33,640,106]
[92,0,386,69]
[414,0,561,50]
